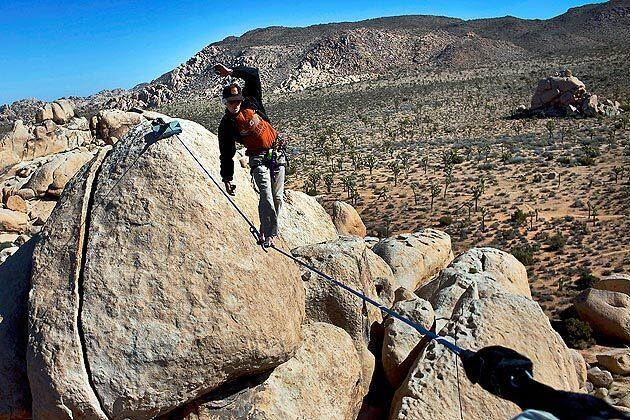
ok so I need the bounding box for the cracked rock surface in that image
[27,119,306,419]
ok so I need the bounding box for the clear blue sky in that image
[0,0,605,104]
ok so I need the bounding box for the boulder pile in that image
[520,70,622,118]
[0,113,618,419]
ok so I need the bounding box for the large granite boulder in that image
[50,99,75,124]
[24,149,94,197]
[594,274,630,296]
[0,237,38,420]
[390,293,581,420]
[417,247,531,327]
[95,109,144,144]
[382,292,434,387]
[278,190,338,249]
[574,288,630,343]
[372,229,453,291]
[331,200,367,237]
[180,323,364,420]
[27,119,306,419]
[291,236,383,393]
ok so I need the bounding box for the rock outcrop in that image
[372,229,453,291]
[417,247,531,327]
[93,109,145,144]
[596,349,630,375]
[574,288,630,343]
[278,190,338,249]
[594,274,630,296]
[332,200,367,237]
[291,236,383,393]
[382,292,434,387]
[0,237,38,420]
[526,70,621,117]
[181,323,363,420]
[390,293,581,420]
[0,115,93,174]
[27,119,306,419]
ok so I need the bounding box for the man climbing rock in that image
[214,63,286,248]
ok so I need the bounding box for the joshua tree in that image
[441,149,454,167]
[479,176,487,194]
[389,160,401,186]
[545,120,556,141]
[591,204,599,227]
[480,207,489,232]
[400,151,411,178]
[612,166,623,183]
[341,175,356,199]
[471,184,483,212]
[383,140,394,157]
[323,173,334,193]
[411,181,421,205]
[421,155,429,175]
[464,201,473,221]
[430,183,440,211]
[350,186,360,206]
[443,164,454,199]
[365,154,377,175]
[307,172,321,195]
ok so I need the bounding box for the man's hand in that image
[214,63,233,77]
[224,181,236,196]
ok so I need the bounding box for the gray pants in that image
[249,152,286,238]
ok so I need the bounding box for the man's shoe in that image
[263,236,275,248]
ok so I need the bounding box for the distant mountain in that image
[2,0,629,121]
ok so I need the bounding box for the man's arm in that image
[231,66,266,113]
[218,118,236,183]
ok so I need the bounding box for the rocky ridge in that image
[2,1,628,120]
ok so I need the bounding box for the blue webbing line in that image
[174,131,466,357]
[271,244,465,356]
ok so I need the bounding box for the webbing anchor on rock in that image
[152,118,182,140]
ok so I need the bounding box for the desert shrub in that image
[557,156,571,165]
[546,233,567,251]
[438,215,453,226]
[511,244,535,265]
[555,317,595,349]
[575,269,598,290]
[576,156,595,166]
[511,209,528,226]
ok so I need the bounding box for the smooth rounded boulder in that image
[390,293,580,420]
[574,288,630,343]
[372,229,453,291]
[180,323,364,420]
[291,236,383,393]
[382,293,434,387]
[417,247,531,326]
[278,190,338,249]
[331,200,367,237]
[27,119,305,419]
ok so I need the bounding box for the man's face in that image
[226,99,242,114]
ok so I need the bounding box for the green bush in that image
[576,156,595,166]
[511,244,534,265]
[556,317,595,349]
[575,269,598,290]
[557,156,571,165]
[511,209,528,226]
[438,215,453,226]
[546,234,566,252]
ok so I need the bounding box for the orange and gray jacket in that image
[218,66,277,182]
